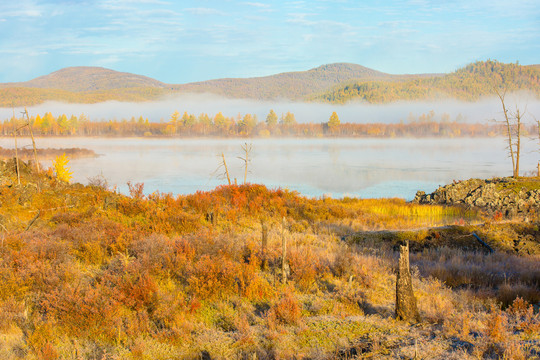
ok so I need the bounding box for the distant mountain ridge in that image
[0,61,538,107]
[313,60,540,104]
[9,66,167,92]
[172,63,437,100]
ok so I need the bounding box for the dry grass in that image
[0,160,539,359]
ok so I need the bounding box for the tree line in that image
[0,109,519,138]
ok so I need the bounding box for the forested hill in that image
[312,60,540,104]
[171,63,436,100]
[0,63,425,107]
[0,60,538,107]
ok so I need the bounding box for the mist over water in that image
[1,137,538,200]
[2,93,539,124]
[2,94,539,199]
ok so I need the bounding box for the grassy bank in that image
[0,160,538,359]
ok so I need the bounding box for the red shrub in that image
[269,288,302,325]
[187,254,239,300]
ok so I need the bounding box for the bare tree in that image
[11,107,21,185]
[211,152,232,185]
[238,143,252,185]
[22,107,40,174]
[536,117,540,177]
[281,216,289,284]
[494,87,527,178]
[495,87,516,177]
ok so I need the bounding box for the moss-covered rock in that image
[413,177,540,219]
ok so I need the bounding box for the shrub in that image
[188,255,239,300]
[269,288,302,326]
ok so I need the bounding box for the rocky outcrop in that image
[413,177,540,218]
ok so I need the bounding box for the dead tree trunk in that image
[238,143,252,185]
[396,241,420,322]
[261,219,268,270]
[24,108,40,174]
[514,108,522,177]
[281,216,289,284]
[11,108,21,185]
[14,131,20,186]
[495,88,517,177]
[221,153,231,185]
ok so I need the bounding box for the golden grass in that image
[0,161,538,359]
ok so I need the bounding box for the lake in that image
[2,137,538,200]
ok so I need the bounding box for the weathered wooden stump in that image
[395,241,420,322]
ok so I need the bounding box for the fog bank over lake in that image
[2,137,538,200]
[2,93,539,124]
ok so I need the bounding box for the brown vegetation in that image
[0,147,96,160]
[0,160,538,359]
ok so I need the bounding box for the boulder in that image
[412,177,540,219]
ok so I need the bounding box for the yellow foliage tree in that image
[53,153,73,183]
[328,111,340,129]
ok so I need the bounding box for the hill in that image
[172,62,438,100]
[0,67,169,107]
[0,63,439,107]
[6,66,166,92]
[0,61,538,107]
[312,60,540,103]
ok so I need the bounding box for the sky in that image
[0,0,539,84]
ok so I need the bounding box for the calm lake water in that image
[2,137,538,200]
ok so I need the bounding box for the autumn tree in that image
[41,112,54,134]
[170,110,180,126]
[69,115,79,135]
[281,111,296,125]
[328,111,340,133]
[186,114,197,128]
[198,113,212,135]
[239,114,257,135]
[57,114,69,134]
[181,112,190,126]
[53,153,73,183]
[266,109,278,127]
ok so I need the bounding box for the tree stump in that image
[395,241,420,322]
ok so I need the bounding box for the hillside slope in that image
[313,60,540,103]
[173,63,437,100]
[0,61,538,107]
[7,66,166,92]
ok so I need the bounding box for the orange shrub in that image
[485,305,508,343]
[237,254,275,301]
[187,255,240,300]
[288,247,325,290]
[269,288,302,326]
[41,282,123,340]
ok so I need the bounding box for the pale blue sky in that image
[0,0,538,83]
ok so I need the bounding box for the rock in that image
[475,197,486,207]
[413,177,540,219]
[413,191,425,203]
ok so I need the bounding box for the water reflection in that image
[1,137,537,200]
